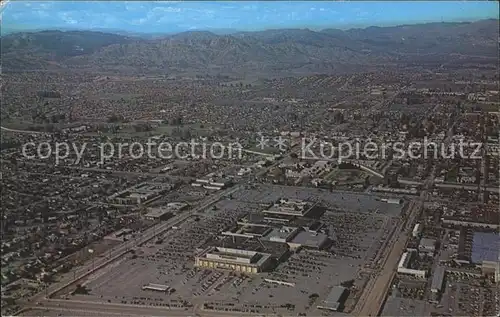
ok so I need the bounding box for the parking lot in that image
[232,184,404,217]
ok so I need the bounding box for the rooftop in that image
[471,232,500,263]
[290,230,328,248]
[262,226,299,243]
[317,286,346,311]
[431,266,445,291]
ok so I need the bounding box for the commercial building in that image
[144,202,188,221]
[431,266,445,293]
[380,198,403,204]
[192,177,232,190]
[263,278,295,287]
[262,199,314,217]
[142,283,169,292]
[441,206,500,229]
[104,228,133,242]
[372,186,419,195]
[441,219,499,229]
[397,251,427,279]
[471,232,500,282]
[144,209,173,221]
[222,224,273,239]
[481,260,500,283]
[317,286,347,311]
[288,231,329,250]
[195,247,272,274]
[471,232,499,264]
[108,183,171,205]
[412,223,422,238]
[418,238,436,254]
[261,226,300,243]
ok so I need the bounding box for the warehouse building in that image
[195,247,272,273]
[317,286,347,311]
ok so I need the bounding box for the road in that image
[355,200,423,317]
[399,178,499,193]
[353,161,435,316]
[353,186,428,316]
[1,126,49,135]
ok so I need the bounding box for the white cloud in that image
[131,18,148,25]
[125,3,145,12]
[36,10,50,18]
[153,6,181,13]
[58,12,77,24]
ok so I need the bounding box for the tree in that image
[340,279,355,288]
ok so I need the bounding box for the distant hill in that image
[1,20,498,74]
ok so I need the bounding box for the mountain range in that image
[1,19,498,75]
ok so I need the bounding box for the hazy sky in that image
[1,1,498,34]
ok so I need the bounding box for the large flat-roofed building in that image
[317,286,347,311]
[108,183,171,205]
[142,283,169,292]
[261,226,300,243]
[104,228,133,242]
[471,232,500,264]
[412,223,422,237]
[144,202,188,221]
[262,198,314,217]
[144,209,174,221]
[431,266,445,293]
[418,238,436,254]
[195,247,272,273]
[238,212,296,225]
[222,224,273,239]
[471,232,500,282]
[202,235,290,264]
[289,230,329,250]
[192,177,232,190]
